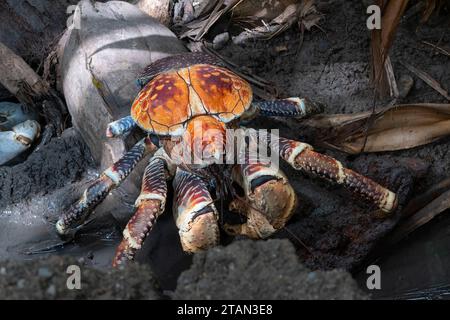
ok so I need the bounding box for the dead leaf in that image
[304,103,450,154]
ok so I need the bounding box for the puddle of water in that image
[0,172,120,268]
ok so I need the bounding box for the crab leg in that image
[274,137,398,213]
[224,162,297,239]
[243,97,324,121]
[173,169,220,253]
[56,137,157,236]
[113,152,169,266]
[106,116,137,137]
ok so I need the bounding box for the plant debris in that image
[175,0,322,44]
[388,187,450,244]
[401,61,450,101]
[304,103,450,154]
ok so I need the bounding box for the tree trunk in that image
[0,0,79,100]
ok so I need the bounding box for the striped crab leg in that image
[173,169,220,253]
[242,97,324,122]
[274,137,398,214]
[56,138,157,236]
[113,151,169,266]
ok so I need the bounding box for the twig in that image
[402,177,450,218]
[387,188,450,245]
[422,40,450,57]
[401,61,450,101]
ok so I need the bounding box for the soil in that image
[0,239,367,300]
[174,239,369,300]
[0,0,449,299]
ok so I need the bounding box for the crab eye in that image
[149,134,160,147]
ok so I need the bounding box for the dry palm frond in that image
[304,103,450,154]
[371,0,410,98]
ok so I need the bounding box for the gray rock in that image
[175,239,369,300]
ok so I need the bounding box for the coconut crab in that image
[56,52,398,266]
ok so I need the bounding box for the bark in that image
[0,0,79,100]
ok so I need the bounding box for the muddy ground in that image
[0,0,449,299]
[0,239,368,299]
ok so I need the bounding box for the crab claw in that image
[224,163,297,239]
[0,120,40,165]
[0,102,38,130]
[178,210,219,253]
[173,169,220,253]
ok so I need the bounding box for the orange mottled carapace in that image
[130,64,253,136]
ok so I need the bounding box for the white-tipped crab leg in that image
[56,137,158,236]
[106,116,137,137]
[275,137,398,214]
[242,97,324,122]
[113,150,170,266]
[172,169,220,253]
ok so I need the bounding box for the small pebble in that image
[398,74,414,98]
[307,271,317,281]
[213,32,230,50]
[16,279,26,289]
[38,267,53,279]
[46,284,56,297]
[0,267,6,275]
